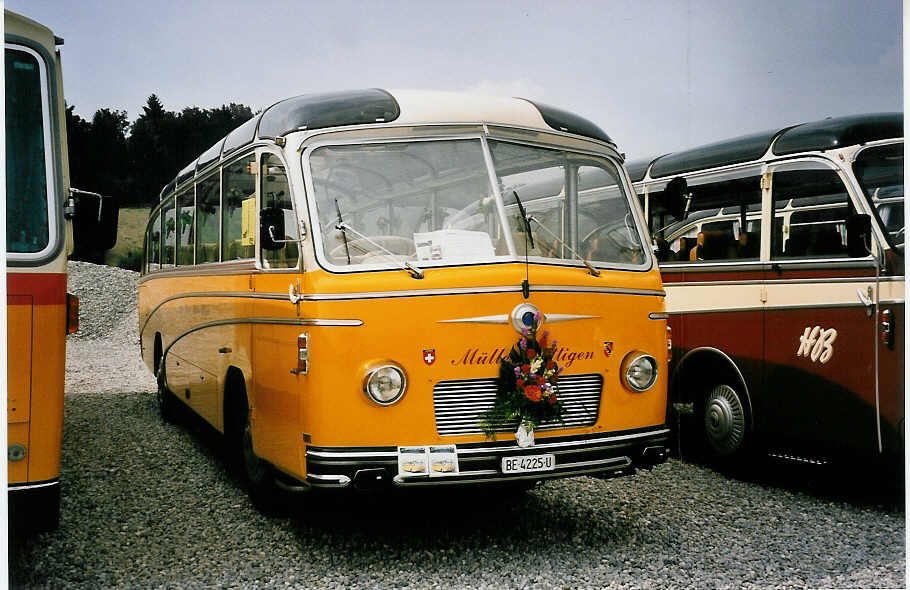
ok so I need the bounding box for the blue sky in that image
[6,0,902,159]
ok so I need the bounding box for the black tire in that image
[227,377,282,513]
[156,366,179,424]
[700,383,749,463]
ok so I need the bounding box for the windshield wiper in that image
[526,215,601,277]
[333,220,424,279]
[334,199,351,264]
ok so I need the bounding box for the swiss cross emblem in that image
[603,341,613,357]
[423,349,436,365]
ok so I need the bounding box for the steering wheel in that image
[581,215,643,263]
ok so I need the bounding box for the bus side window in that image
[196,173,220,264]
[176,189,195,266]
[146,210,161,272]
[259,153,299,269]
[771,163,850,259]
[222,154,256,261]
[687,171,761,262]
[161,197,176,268]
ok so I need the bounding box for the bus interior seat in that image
[786,224,845,257]
[674,237,691,260]
[701,228,736,260]
[738,231,760,258]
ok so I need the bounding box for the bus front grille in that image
[433,373,603,436]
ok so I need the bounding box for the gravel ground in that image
[9,262,906,589]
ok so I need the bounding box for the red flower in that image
[546,360,556,369]
[527,348,537,359]
[548,393,558,405]
[536,375,546,385]
[516,378,525,388]
[524,385,542,402]
[539,334,548,349]
[521,364,531,373]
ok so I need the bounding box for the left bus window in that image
[147,209,161,271]
[6,47,50,254]
[196,173,220,264]
[222,154,255,261]
[161,197,176,268]
[260,153,299,269]
[176,189,195,266]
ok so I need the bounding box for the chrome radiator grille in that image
[432,373,603,436]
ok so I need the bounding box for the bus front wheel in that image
[156,366,179,424]
[227,378,281,511]
[700,383,748,461]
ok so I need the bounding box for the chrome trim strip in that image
[545,313,601,322]
[666,301,874,314]
[306,473,352,487]
[438,312,599,325]
[302,285,664,301]
[8,480,59,492]
[648,312,669,320]
[666,276,900,288]
[438,314,508,324]
[140,291,289,335]
[139,260,258,283]
[305,428,670,460]
[160,316,361,376]
[307,449,397,459]
[667,280,763,287]
[458,429,669,454]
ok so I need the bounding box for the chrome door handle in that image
[856,287,873,308]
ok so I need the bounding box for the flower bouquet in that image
[479,324,564,440]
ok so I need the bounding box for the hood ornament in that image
[511,303,542,334]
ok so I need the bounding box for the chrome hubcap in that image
[704,384,745,455]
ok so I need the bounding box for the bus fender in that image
[669,346,754,432]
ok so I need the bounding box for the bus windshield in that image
[6,46,51,254]
[853,143,904,251]
[308,138,646,270]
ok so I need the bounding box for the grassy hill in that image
[104,207,150,270]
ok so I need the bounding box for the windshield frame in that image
[5,41,61,264]
[301,130,652,275]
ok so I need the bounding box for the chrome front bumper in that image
[304,426,670,489]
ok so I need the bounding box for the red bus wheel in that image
[702,384,747,457]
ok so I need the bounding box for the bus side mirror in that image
[72,191,119,252]
[664,177,689,221]
[260,207,285,251]
[847,213,872,258]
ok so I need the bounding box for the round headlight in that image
[621,352,658,392]
[363,365,407,405]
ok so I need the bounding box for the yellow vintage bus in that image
[138,89,670,505]
[6,10,117,533]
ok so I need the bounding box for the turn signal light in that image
[66,293,79,334]
[666,325,672,355]
[292,332,309,375]
[880,309,894,349]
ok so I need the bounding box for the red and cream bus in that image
[6,10,117,533]
[629,113,904,466]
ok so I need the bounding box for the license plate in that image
[501,453,555,474]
